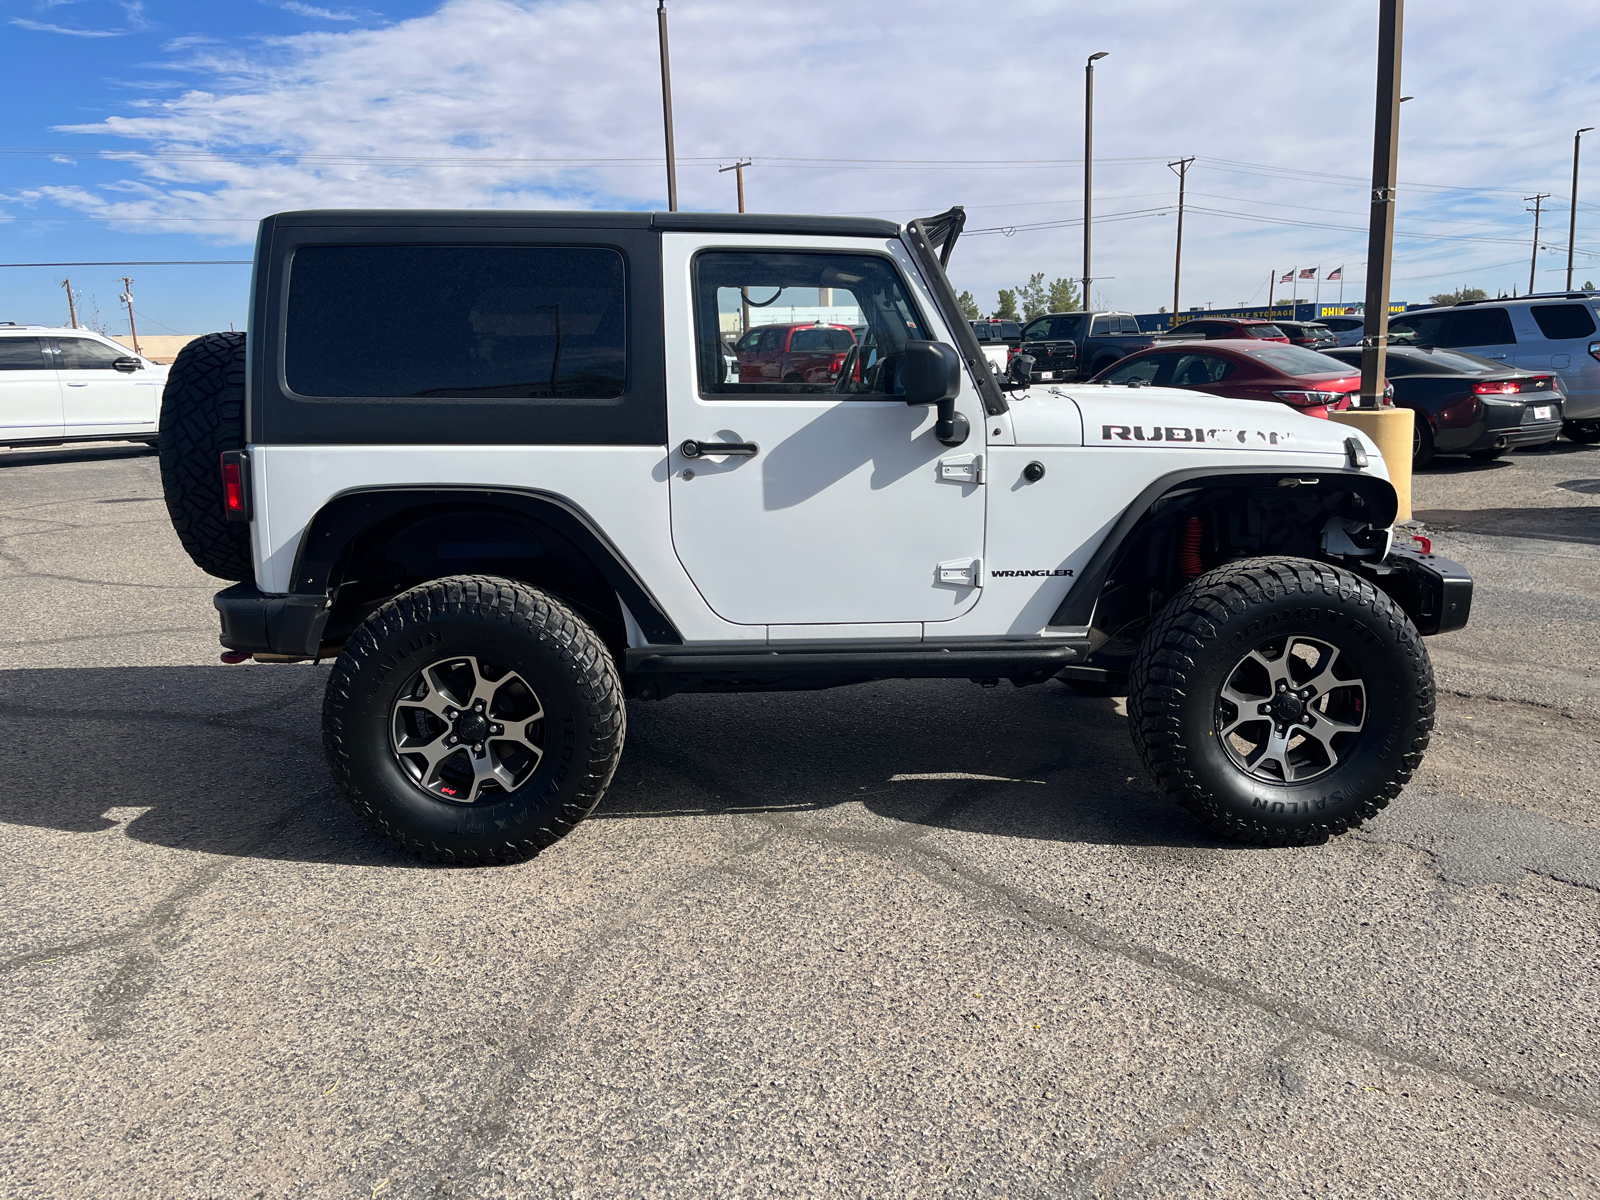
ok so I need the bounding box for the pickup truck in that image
[1018,310,1157,382]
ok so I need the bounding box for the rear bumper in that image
[1355,547,1472,635]
[214,582,332,657]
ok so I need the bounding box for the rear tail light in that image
[1588,340,1600,363]
[1471,380,1522,395]
[1272,389,1342,407]
[220,451,251,522]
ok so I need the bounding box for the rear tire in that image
[322,576,625,865]
[157,331,252,580]
[1412,418,1435,469]
[1564,419,1600,444]
[1127,557,1434,846]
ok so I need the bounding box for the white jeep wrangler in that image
[158,206,1471,863]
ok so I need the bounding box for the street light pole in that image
[1168,156,1194,317]
[656,0,678,212]
[1568,128,1593,291]
[118,277,140,355]
[1359,0,1403,409]
[1083,51,1108,310]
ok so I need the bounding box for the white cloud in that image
[31,0,1600,309]
[273,1,365,20]
[11,17,125,36]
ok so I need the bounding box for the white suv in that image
[0,324,167,447]
[1389,295,1600,442]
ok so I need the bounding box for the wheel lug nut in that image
[474,743,484,753]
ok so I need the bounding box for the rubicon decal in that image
[990,568,1074,578]
[1100,424,1297,446]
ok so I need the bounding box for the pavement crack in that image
[748,814,1600,1128]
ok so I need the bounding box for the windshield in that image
[1390,347,1502,374]
[1239,344,1355,377]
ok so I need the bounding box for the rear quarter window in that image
[1447,307,1515,347]
[285,245,626,399]
[1529,303,1598,340]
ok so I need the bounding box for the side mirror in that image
[902,340,968,447]
[1006,353,1036,389]
[113,356,143,373]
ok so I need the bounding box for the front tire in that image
[1127,558,1434,846]
[322,576,625,865]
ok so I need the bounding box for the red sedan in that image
[1089,340,1376,418]
[733,322,857,385]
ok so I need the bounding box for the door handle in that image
[681,438,758,459]
[67,382,89,387]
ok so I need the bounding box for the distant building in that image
[108,334,200,364]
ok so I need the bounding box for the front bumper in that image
[215,582,332,658]
[1355,547,1473,635]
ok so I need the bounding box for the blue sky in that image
[4,0,1600,335]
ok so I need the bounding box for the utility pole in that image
[1083,51,1108,309]
[1568,128,1593,290]
[720,159,753,333]
[656,0,678,212]
[718,159,751,213]
[1168,156,1194,317]
[1359,0,1403,409]
[1526,193,1551,294]
[60,277,78,328]
[1268,268,1275,310]
[118,277,140,355]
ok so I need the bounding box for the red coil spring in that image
[1180,516,1204,580]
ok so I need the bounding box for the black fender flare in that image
[290,485,682,644]
[1048,465,1399,628]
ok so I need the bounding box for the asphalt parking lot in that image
[2,440,1597,1199]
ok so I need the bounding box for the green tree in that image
[956,289,980,320]
[1046,276,1081,313]
[1428,286,1488,305]
[1585,280,1596,291]
[993,289,1019,321]
[1017,272,1048,320]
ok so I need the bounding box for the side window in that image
[1529,303,1597,340]
[1102,354,1161,384]
[1388,313,1447,346]
[0,337,50,370]
[694,251,930,396]
[1170,353,1234,387]
[1448,307,1515,347]
[53,337,128,369]
[1089,315,1113,336]
[285,245,626,399]
[1022,318,1052,341]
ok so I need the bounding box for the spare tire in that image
[158,331,253,581]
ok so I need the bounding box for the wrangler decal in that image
[990,568,1074,578]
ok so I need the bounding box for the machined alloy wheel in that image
[1215,636,1365,784]
[391,655,546,803]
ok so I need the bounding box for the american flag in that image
[1327,266,1344,280]
[1299,267,1319,279]
[1279,270,1295,283]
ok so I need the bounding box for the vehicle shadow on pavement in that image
[601,681,1234,852]
[0,443,156,470]
[1411,506,1600,545]
[0,667,1228,864]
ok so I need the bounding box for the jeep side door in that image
[662,235,987,627]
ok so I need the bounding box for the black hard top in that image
[267,209,903,238]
